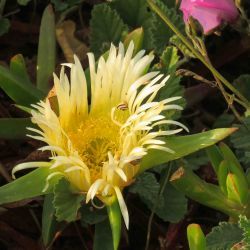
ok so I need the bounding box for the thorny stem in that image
[145,164,173,250]
[147,0,250,109]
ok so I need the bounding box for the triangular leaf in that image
[0,65,44,106]
[37,5,56,93]
[10,54,32,86]
[53,178,85,222]
[140,128,237,172]
[0,168,52,205]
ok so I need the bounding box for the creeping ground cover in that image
[0,0,249,249]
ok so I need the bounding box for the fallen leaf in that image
[56,20,88,63]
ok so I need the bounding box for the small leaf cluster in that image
[187,217,250,250]
[0,5,55,139]
[90,0,183,57]
[129,171,187,223]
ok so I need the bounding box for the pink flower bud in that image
[180,0,239,34]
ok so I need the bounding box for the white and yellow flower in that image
[13,42,188,228]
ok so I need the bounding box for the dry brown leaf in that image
[56,20,88,63]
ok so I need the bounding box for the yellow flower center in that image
[67,116,120,181]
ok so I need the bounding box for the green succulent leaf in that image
[187,224,206,250]
[0,118,32,140]
[213,114,235,129]
[170,167,242,219]
[94,219,114,250]
[217,160,229,195]
[37,5,56,93]
[10,54,32,85]
[182,150,209,171]
[53,178,85,222]
[0,65,44,106]
[206,145,223,174]
[154,46,185,117]
[0,168,52,205]
[42,193,57,247]
[206,222,243,250]
[123,27,144,55]
[107,199,121,250]
[90,3,128,58]
[17,0,32,6]
[140,128,237,172]
[0,17,10,36]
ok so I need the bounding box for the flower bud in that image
[187,224,206,250]
[124,27,144,55]
[218,160,229,195]
[226,173,249,205]
[180,0,239,34]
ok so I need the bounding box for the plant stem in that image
[198,39,244,122]
[0,0,6,16]
[145,164,172,250]
[147,0,250,108]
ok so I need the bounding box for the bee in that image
[116,102,128,111]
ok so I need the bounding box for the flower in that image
[180,0,239,34]
[13,42,187,228]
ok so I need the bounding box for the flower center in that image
[67,116,120,180]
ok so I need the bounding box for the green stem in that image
[145,164,172,250]
[198,39,244,122]
[147,0,250,107]
[107,199,121,250]
[170,167,245,219]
